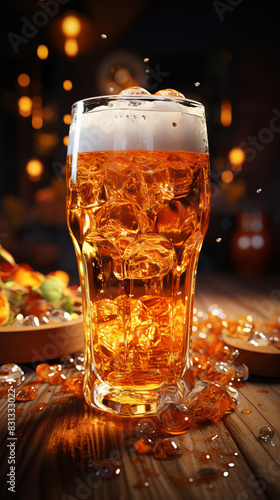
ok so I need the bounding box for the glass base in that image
[87,381,158,416]
[85,378,192,417]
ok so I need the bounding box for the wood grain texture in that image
[0,273,280,500]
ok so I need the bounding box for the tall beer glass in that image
[66,90,210,416]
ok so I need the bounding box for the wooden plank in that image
[0,370,274,500]
[224,382,280,500]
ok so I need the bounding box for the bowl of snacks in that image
[0,246,84,364]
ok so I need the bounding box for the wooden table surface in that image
[1,272,280,500]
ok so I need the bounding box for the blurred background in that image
[0,0,279,282]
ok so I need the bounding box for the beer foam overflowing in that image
[67,88,208,155]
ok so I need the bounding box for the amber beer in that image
[66,92,210,415]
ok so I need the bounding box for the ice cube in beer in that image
[177,231,203,275]
[165,154,193,198]
[124,233,176,279]
[155,89,185,98]
[119,86,150,95]
[156,200,198,249]
[143,161,173,215]
[95,200,152,255]
[104,155,148,208]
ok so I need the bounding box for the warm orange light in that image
[42,107,54,120]
[26,159,44,181]
[221,170,234,184]
[32,115,43,129]
[37,44,49,60]
[63,80,73,91]
[61,15,82,37]
[17,73,30,87]
[63,114,71,125]
[220,99,232,127]
[18,96,32,117]
[38,133,58,148]
[63,135,69,146]
[64,38,79,57]
[228,147,246,166]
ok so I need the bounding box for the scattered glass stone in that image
[143,57,149,62]
[194,82,200,87]
[216,237,222,243]
[11,313,24,327]
[258,426,274,442]
[73,352,85,371]
[48,309,72,322]
[89,460,121,479]
[101,34,107,39]
[60,354,75,368]
[201,360,236,385]
[24,315,40,326]
[0,363,25,387]
[225,385,240,412]
[133,438,154,454]
[184,380,232,423]
[61,374,84,398]
[15,385,38,401]
[256,188,262,193]
[233,363,249,381]
[135,418,158,439]
[154,438,182,460]
[158,402,193,435]
[36,363,66,385]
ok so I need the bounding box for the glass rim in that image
[71,94,205,113]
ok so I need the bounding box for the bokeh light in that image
[37,45,49,60]
[63,80,73,91]
[221,170,234,184]
[63,135,69,146]
[26,159,44,181]
[61,15,82,37]
[17,73,30,87]
[64,38,79,57]
[63,114,71,125]
[18,96,32,117]
[220,99,232,127]
[228,147,246,166]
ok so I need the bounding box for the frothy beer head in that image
[67,87,208,155]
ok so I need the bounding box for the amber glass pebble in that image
[184,380,232,423]
[158,403,193,435]
[61,374,84,398]
[36,363,66,385]
[135,418,158,439]
[15,385,38,401]
[133,438,154,455]
[89,460,121,479]
[201,360,236,385]
[154,439,182,459]
[259,426,274,442]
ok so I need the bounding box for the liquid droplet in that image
[216,237,222,243]
[143,57,149,62]
[154,439,182,459]
[241,409,251,415]
[256,188,262,193]
[101,34,107,39]
[194,82,200,87]
[259,426,274,442]
[31,402,48,414]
